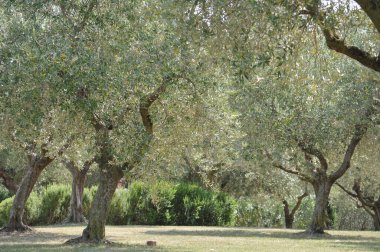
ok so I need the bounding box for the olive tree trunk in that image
[81,164,123,241]
[310,177,332,234]
[1,157,52,232]
[283,192,308,229]
[63,160,93,223]
[373,209,380,231]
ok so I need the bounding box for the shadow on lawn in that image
[145,229,380,251]
[0,243,165,252]
[0,232,166,252]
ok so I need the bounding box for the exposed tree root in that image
[65,236,116,245]
[0,223,33,233]
[293,230,332,238]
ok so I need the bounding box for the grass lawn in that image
[0,225,379,252]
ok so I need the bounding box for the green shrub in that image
[107,188,129,225]
[293,197,314,229]
[235,197,283,228]
[0,185,11,203]
[25,191,43,225]
[0,190,42,227]
[82,186,97,217]
[172,183,235,226]
[0,196,13,226]
[124,181,157,225]
[148,181,176,225]
[37,184,71,224]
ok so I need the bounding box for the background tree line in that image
[0,0,379,243]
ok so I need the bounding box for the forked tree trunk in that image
[81,164,123,241]
[1,157,52,232]
[66,117,124,243]
[63,160,93,223]
[283,192,308,229]
[67,170,87,223]
[310,177,332,234]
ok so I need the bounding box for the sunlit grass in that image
[0,225,379,251]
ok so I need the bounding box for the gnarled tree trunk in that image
[63,160,93,223]
[66,116,124,243]
[1,157,52,232]
[310,176,332,234]
[81,164,123,241]
[68,172,86,223]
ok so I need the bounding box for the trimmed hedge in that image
[0,181,236,227]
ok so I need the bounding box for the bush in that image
[122,181,176,225]
[82,186,97,217]
[235,197,283,228]
[107,188,129,225]
[37,184,71,224]
[0,181,236,227]
[0,197,13,226]
[0,185,11,203]
[0,190,42,227]
[172,183,236,226]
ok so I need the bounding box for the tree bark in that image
[1,156,53,232]
[66,117,123,243]
[81,164,122,241]
[66,83,168,243]
[373,208,380,231]
[63,160,93,223]
[283,200,294,229]
[0,168,18,194]
[283,192,308,229]
[310,177,332,234]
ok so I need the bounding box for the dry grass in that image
[0,225,379,251]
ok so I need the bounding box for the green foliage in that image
[0,197,13,227]
[235,198,283,228]
[37,184,71,224]
[107,188,129,225]
[172,183,236,226]
[0,191,42,227]
[0,185,11,203]
[107,181,235,226]
[293,197,315,229]
[82,186,97,217]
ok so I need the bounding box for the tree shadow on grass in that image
[0,243,166,252]
[145,228,380,251]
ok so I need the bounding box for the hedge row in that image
[0,181,235,226]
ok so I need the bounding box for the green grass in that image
[0,225,379,251]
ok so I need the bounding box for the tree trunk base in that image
[294,230,331,238]
[0,223,33,233]
[62,215,88,224]
[65,236,116,245]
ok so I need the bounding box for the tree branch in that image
[0,167,18,194]
[301,4,380,73]
[74,0,98,33]
[354,0,380,33]
[264,150,314,183]
[330,107,375,182]
[139,76,171,134]
[290,191,309,216]
[321,29,380,73]
[336,182,358,198]
[297,140,328,172]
